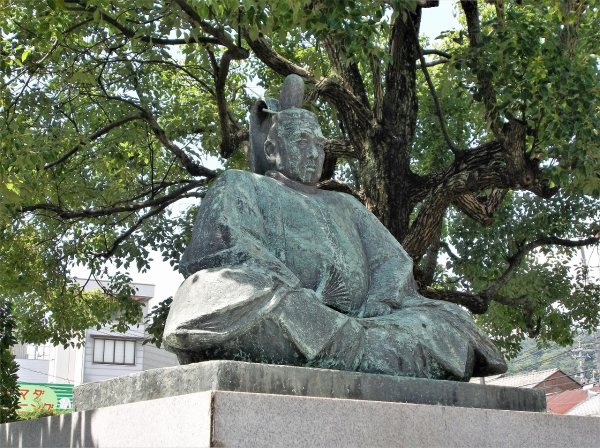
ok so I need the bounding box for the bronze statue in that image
[163,75,507,381]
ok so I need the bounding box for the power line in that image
[15,366,75,384]
[509,346,574,368]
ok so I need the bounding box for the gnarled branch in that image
[452,188,507,226]
[324,138,358,159]
[322,36,370,109]
[318,180,363,202]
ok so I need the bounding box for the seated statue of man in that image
[163,75,507,381]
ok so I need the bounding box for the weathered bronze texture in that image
[164,75,507,381]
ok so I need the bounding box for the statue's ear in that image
[250,98,278,174]
[279,74,304,110]
[264,139,276,164]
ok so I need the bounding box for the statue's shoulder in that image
[217,169,261,182]
[321,188,366,210]
[211,169,267,190]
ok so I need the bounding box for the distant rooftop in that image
[566,393,600,417]
[472,368,582,392]
[546,389,590,414]
[484,368,564,388]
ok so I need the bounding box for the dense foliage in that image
[0,302,20,423]
[1,0,599,358]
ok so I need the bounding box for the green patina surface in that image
[163,75,507,381]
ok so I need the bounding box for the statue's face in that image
[267,112,326,185]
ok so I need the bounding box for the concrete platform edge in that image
[2,391,599,448]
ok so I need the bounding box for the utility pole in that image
[571,335,596,385]
[573,338,585,383]
[596,331,600,385]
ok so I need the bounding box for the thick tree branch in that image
[419,287,491,314]
[439,241,459,261]
[317,180,363,202]
[143,114,218,178]
[315,78,374,127]
[416,59,450,69]
[560,0,583,58]
[412,140,504,201]
[44,113,144,169]
[370,54,384,122]
[421,285,542,335]
[422,49,451,59]
[452,188,507,226]
[322,36,370,110]
[495,0,506,28]
[381,8,420,158]
[324,138,358,159]
[402,184,452,263]
[404,165,509,261]
[420,226,443,287]
[215,50,238,158]
[460,0,502,138]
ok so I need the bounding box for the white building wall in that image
[47,344,84,385]
[142,344,179,371]
[82,325,145,383]
[15,281,177,386]
[15,359,49,383]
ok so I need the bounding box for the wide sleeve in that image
[164,171,363,366]
[348,197,421,317]
[164,170,302,349]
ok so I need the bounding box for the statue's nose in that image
[307,143,319,159]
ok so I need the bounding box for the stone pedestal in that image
[3,390,599,447]
[3,362,599,447]
[73,360,545,412]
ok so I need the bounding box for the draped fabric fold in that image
[164,170,507,380]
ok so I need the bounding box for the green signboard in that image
[18,383,74,414]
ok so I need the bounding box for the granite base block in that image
[3,391,599,448]
[73,360,545,412]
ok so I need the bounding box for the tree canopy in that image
[1,0,599,357]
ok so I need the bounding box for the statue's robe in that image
[164,170,507,380]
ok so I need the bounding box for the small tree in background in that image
[0,301,20,423]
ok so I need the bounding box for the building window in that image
[93,338,136,365]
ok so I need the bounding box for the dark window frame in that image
[92,337,137,365]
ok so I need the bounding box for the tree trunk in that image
[358,10,421,244]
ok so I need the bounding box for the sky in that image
[72,2,463,307]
